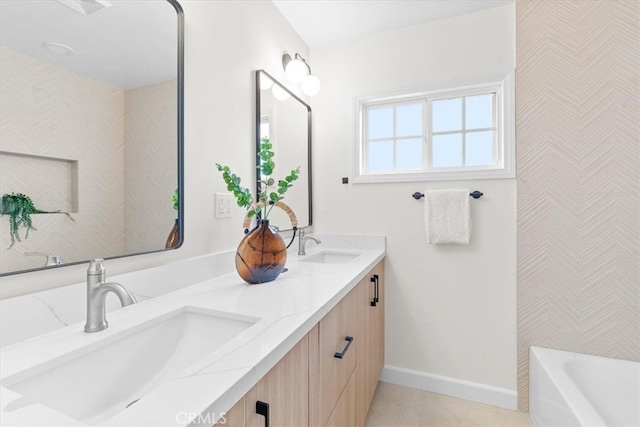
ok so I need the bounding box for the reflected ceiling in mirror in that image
[0,0,184,276]
[256,70,312,232]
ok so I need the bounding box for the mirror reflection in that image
[256,70,312,232]
[0,0,184,275]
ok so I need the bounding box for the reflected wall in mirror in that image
[256,70,312,232]
[0,0,184,275]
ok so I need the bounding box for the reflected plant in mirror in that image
[1,192,74,249]
[0,0,184,275]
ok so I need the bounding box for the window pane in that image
[367,140,393,172]
[396,138,422,170]
[466,131,494,166]
[260,122,269,139]
[367,107,393,139]
[432,134,462,167]
[466,94,493,129]
[432,98,462,133]
[396,103,422,137]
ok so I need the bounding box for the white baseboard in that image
[380,365,518,411]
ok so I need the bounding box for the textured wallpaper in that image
[0,46,177,273]
[0,46,125,273]
[516,0,640,411]
[124,80,178,253]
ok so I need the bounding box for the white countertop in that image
[0,236,385,426]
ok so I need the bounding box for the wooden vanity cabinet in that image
[217,336,309,427]
[245,335,309,427]
[355,262,385,427]
[217,396,245,427]
[216,260,384,427]
[311,260,385,427]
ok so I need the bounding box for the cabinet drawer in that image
[312,290,356,426]
[325,370,356,427]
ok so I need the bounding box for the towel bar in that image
[412,191,483,200]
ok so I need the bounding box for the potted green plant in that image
[1,192,74,249]
[216,137,300,284]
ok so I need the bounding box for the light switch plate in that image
[214,193,234,219]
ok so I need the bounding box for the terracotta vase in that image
[165,219,180,249]
[235,219,287,284]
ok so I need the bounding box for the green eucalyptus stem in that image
[216,136,300,223]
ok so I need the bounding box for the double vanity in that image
[0,235,385,426]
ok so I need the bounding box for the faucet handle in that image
[87,258,106,275]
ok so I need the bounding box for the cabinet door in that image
[215,396,244,426]
[325,371,356,427]
[373,262,385,385]
[355,261,385,427]
[245,335,309,427]
[310,290,356,426]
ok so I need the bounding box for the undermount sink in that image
[2,307,259,425]
[300,251,361,264]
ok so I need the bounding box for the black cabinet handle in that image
[370,274,379,306]
[370,275,377,306]
[334,336,354,359]
[256,400,270,427]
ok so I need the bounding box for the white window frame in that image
[353,71,515,183]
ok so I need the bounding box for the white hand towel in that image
[424,189,471,244]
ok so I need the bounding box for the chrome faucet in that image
[25,252,63,267]
[84,259,137,333]
[298,228,321,256]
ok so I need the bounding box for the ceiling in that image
[273,0,515,49]
[0,0,178,89]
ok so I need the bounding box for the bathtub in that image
[529,346,640,427]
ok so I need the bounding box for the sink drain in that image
[125,398,140,409]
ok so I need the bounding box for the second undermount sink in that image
[2,307,259,425]
[301,251,361,264]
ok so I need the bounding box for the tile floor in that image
[364,382,533,427]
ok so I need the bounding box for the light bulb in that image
[285,58,308,83]
[301,74,321,96]
[272,85,290,101]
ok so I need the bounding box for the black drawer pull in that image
[256,400,270,427]
[334,336,354,359]
[370,274,379,306]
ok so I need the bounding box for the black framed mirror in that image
[0,0,184,276]
[255,70,312,232]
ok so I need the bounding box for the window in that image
[354,72,514,182]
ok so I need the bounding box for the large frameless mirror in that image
[255,70,312,232]
[0,0,184,276]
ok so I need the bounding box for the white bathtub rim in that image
[530,346,621,427]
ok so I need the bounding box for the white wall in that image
[0,0,309,297]
[311,4,517,394]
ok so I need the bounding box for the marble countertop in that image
[0,235,385,426]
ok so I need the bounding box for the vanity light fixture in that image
[282,53,321,96]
